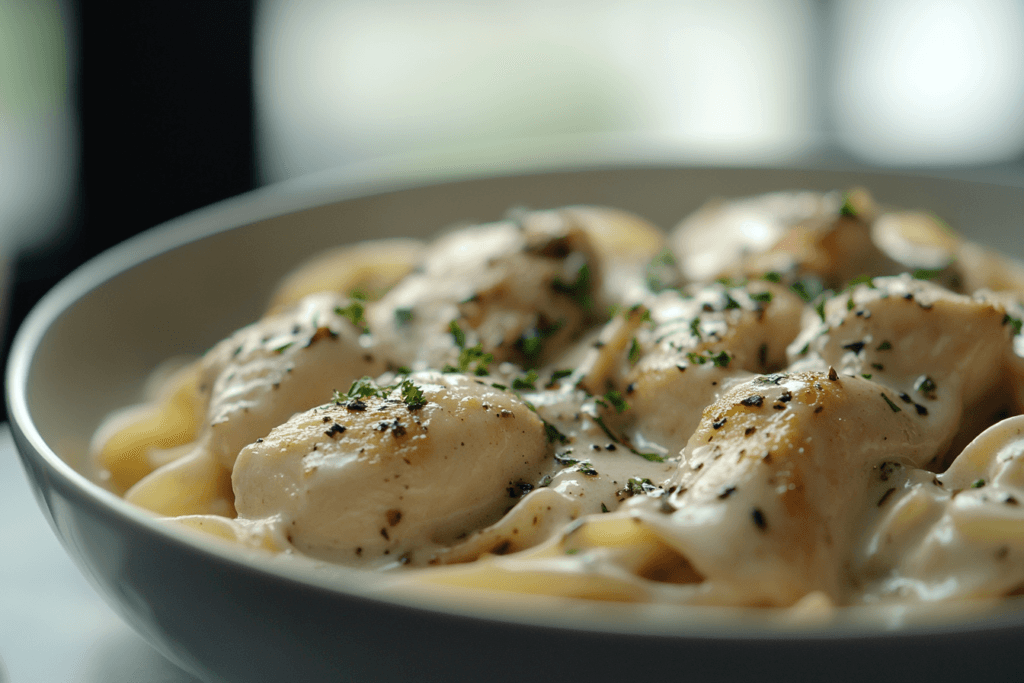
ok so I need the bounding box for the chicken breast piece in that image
[232,372,551,567]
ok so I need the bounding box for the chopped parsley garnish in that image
[645,248,678,293]
[455,343,493,376]
[512,369,539,391]
[576,461,598,476]
[628,337,641,365]
[876,340,893,351]
[338,376,379,401]
[881,393,902,413]
[603,390,629,414]
[912,267,945,281]
[546,369,574,388]
[814,298,827,322]
[394,307,414,326]
[840,193,858,217]
[544,421,570,444]
[749,291,773,303]
[601,503,610,513]
[689,318,703,341]
[398,379,426,410]
[686,350,731,368]
[625,477,656,496]
[971,478,986,489]
[449,319,467,348]
[554,451,578,466]
[1003,314,1023,336]
[335,301,368,333]
[552,262,593,309]
[915,375,937,400]
[791,278,823,303]
[333,376,427,410]
[273,341,294,354]
[515,318,564,364]
[762,271,782,283]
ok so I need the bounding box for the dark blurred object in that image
[3,1,256,416]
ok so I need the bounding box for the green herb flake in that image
[449,319,466,348]
[515,319,565,363]
[600,503,610,513]
[552,263,593,309]
[1003,314,1023,336]
[762,272,782,283]
[750,291,773,303]
[971,478,986,489]
[645,248,678,293]
[915,375,937,399]
[394,307,414,326]
[840,193,858,217]
[686,349,729,368]
[577,461,598,476]
[452,343,493,376]
[626,477,655,495]
[544,421,570,444]
[689,318,703,341]
[636,451,665,463]
[814,299,827,322]
[554,450,578,466]
[876,340,893,351]
[913,267,945,281]
[881,393,902,413]
[335,301,368,332]
[628,337,642,365]
[513,369,539,391]
[398,379,426,409]
[604,390,629,414]
[862,373,873,380]
[491,383,508,391]
[273,342,294,354]
[546,369,574,388]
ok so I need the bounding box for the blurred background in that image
[3,0,1024,386]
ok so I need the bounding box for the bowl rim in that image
[8,155,1024,644]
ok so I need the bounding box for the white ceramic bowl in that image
[8,162,1024,682]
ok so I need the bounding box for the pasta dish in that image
[90,188,1024,611]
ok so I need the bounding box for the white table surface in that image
[0,423,201,683]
